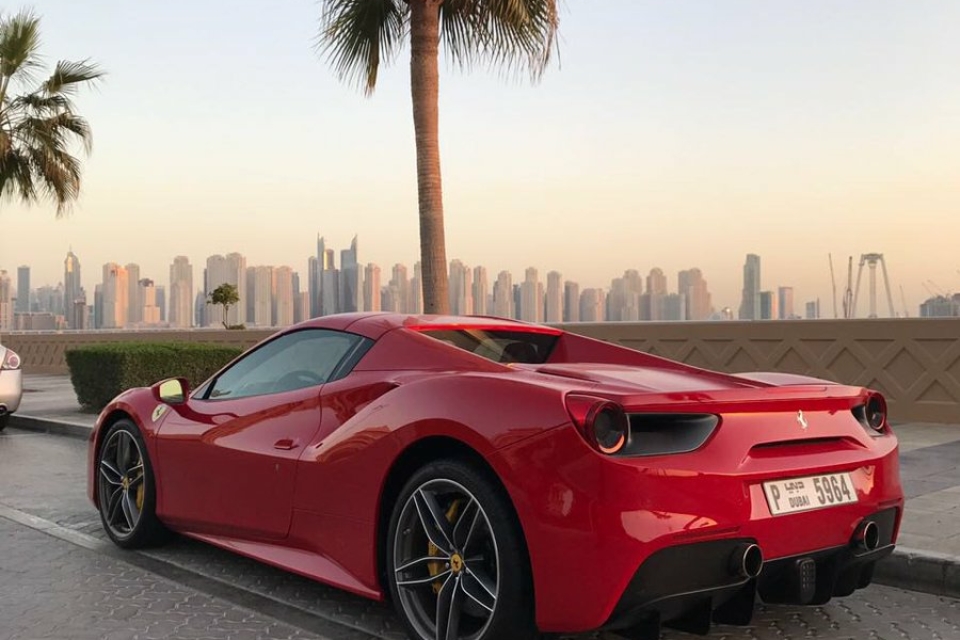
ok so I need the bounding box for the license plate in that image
[762,472,858,516]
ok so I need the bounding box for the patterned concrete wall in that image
[4,319,959,423]
[557,319,960,424]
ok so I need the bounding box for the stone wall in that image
[4,318,959,423]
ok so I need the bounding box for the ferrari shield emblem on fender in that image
[152,404,167,422]
[797,410,808,430]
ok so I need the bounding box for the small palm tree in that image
[0,9,104,216]
[317,0,559,314]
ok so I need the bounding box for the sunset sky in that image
[1,0,959,314]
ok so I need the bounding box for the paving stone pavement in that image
[0,516,357,640]
[3,428,960,640]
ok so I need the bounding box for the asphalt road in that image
[1,428,959,640]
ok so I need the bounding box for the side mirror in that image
[153,377,189,404]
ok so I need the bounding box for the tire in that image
[386,459,537,640]
[95,419,170,548]
[0,413,8,432]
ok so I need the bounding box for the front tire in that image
[386,459,537,640]
[96,419,170,548]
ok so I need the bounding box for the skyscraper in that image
[64,250,83,329]
[563,281,580,322]
[641,268,668,321]
[678,268,712,321]
[139,279,161,325]
[778,286,795,320]
[16,266,30,314]
[169,256,194,328]
[308,255,320,318]
[126,263,142,326]
[317,237,340,316]
[273,266,295,327]
[738,254,761,321]
[579,288,606,322]
[101,263,129,329]
[364,263,382,312]
[391,264,409,314]
[449,260,472,315]
[0,271,12,330]
[205,253,246,327]
[493,271,514,319]
[759,291,778,320]
[472,266,489,316]
[340,235,362,313]
[248,266,274,327]
[520,268,542,323]
[545,271,563,323]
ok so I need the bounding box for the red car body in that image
[88,313,903,636]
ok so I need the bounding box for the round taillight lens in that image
[591,404,628,454]
[2,350,20,370]
[865,394,886,432]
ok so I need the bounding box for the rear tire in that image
[386,459,537,640]
[96,419,170,548]
[0,414,8,432]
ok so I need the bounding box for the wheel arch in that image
[376,435,535,606]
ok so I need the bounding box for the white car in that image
[0,344,22,432]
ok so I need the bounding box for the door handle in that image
[273,438,299,450]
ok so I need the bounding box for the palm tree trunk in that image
[410,0,450,315]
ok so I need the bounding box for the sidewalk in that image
[8,374,960,597]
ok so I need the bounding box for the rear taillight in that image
[565,394,629,455]
[865,393,886,432]
[1,349,21,371]
[852,392,887,435]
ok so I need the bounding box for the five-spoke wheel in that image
[96,419,169,548]
[387,460,536,640]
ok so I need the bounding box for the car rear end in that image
[0,345,23,427]
[494,383,903,636]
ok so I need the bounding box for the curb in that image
[9,414,92,440]
[874,546,960,599]
[7,416,960,601]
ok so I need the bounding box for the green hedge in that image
[65,342,244,412]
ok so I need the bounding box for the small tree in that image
[207,283,239,329]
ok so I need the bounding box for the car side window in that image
[205,329,365,400]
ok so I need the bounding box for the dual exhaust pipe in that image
[727,520,878,581]
[730,543,764,579]
[853,520,880,551]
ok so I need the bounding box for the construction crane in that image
[828,254,839,319]
[850,253,895,318]
[841,256,854,319]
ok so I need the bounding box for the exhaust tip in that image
[854,521,880,551]
[730,543,764,579]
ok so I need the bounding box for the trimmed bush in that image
[65,342,244,412]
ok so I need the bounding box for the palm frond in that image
[441,0,559,80]
[0,147,37,205]
[0,9,43,87]
[44,58,104,95]
[316,0,408,95]
[0,11,101,215]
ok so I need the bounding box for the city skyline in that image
[8,238,953,333]
[0,1,958,317]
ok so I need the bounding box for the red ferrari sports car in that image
[89,313,902,640]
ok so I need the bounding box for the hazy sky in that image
[1,0,959,315]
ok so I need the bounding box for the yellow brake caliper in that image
[427,499,461,593]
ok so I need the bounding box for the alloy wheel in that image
[393,478,500,640]
[97,428,146,538]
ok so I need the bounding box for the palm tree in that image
[317,0,559,314]
[0,9,104,216]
